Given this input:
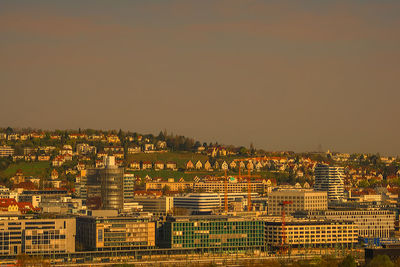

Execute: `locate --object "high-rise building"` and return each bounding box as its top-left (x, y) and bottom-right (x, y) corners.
top-left (87, 156), bottom-right (124, 210)
top-left (314, 164), bottom-right (344, 201)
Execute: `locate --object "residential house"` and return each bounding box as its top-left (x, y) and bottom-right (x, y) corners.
top-left (229, 161), bottom-right (237, 169)
top-left (30, 132), bottom-right (44, 139)
top-left (239, 161), bottom-right (246, 169)
top-left (255, 161), bottom-right (263, 171)
top-left (156, 141), bottom-right (167, 149)
top-left (186, 161), bottom-right (194, 170)
top-left (155, 162), bottom-right (165, 170)
top-left (38, 155), bottom-right (50, 161)
top-left (144, 144), bottom-right (155, 151)
top-left (142, 161), bottom-right (152, 170)
top-left (128, 146), bottom-right (141, 154)
top-left (52, 156), bottom-right (65, 167)
top-left (51, 169), bottom-right (59, 180)
top-left (107, 135), bottom-right (120, 143)
top-left (221, 161), bottom-right (228, 170)
top-left (213, 161), bottom-right (220, 170)
top-left (204, 161), bottom-right (212, 171)
top-left (166, 162), bottom-right (177, 170)
top-left (50, 134), bottom-right (61, 140)
top-left (195, 160), bottom-right (203, 170)
top-left (130, 161), bottom-right (141, 170)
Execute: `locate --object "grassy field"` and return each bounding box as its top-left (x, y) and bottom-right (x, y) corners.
top-left (0, 161), bottom-right (51, 179)
top-left (126, 152), bottom-right (209, 169)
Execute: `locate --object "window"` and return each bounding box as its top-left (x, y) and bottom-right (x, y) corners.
top-left (98, 229), bottom-right (103, 242)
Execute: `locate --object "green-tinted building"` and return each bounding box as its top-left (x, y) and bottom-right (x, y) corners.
top-left (159, 216), bottom-right (264, 252)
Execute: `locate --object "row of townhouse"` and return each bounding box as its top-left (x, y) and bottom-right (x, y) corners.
top-left (129, 161), bottom-right (178, 170)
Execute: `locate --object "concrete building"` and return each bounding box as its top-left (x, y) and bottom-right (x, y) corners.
top-left (194, 180), bottom-right (269, 194)
top-left (264, 218), bottom-right (358, 248)
top-left (123, 173), bottom-right (135, 204)
top-left (159, 216), bottom-right (265, 251)
top-left (76, 215), bottom-right (155, 251)
top-left (267, 189), bottom-right (328, 216)
top-left (174, 192), bottom-right (259, 214)
top-left (314, 164), bottom-right (344, 201)
top-left (0, 217), bottom-right (75, 255)
top-left (133, 196), bottom-right (173, 215)
top-left (145, 180), bottom-right (193, 192)
top-left (86, 156), bottom-right (124, 210)
top-left (305, 209), bottom-right (395, 238)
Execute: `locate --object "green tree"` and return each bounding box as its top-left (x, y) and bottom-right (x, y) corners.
top-left (367, 255), bottom-right (394, 267)
top-left (339, 255), bottom-right (356, 267)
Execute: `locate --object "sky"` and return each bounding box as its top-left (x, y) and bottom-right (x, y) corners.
top-left (1, 1), bottom-right (399, 156)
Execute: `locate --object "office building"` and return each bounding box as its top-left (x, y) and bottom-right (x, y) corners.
top-left (133, 196), bottom-right (173, 215)
top-left (86, 156), bottom-right (124, 210)
top-left (76, 215), bottom-right (155, 251)
top-left (0, 217), bottom-right (75, 255)
top-left (314, 164), bottom-right (344, 201)
top-left (123, 174), bottom-right (135, 204)
top-left (264, 218), bottom-right (357, 248)
top-left (174, 192), bottom-right (259, 214)
top-left (267, 189), bottom-right (328, 216)
top-left (306, 209), bottom-right (395, 238)
top-left (194, 180), bottom-right (268, 194)
top-left (159, 216), bottom-right (265, 251)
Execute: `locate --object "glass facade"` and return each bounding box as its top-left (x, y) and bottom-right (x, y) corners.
top-left (163, 217), bottom-right (264, 250)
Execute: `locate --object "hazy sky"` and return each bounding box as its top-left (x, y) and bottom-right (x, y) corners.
top-left (1, 1), bottom-right (399, 156)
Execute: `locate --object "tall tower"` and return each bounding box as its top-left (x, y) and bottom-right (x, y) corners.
top-left (314, 164), bottom-right (344, 201)
top-left (87, 156), bottom-right (124, 210)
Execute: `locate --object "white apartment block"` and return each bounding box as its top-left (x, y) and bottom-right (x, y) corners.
top-left (314, 164), bottom-right (344, 201)
top-left (308, 209), bottom-right (395, 238)
top-left (268, 189), bottom-right (328, 216)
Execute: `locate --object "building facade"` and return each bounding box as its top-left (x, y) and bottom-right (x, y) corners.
top-left (0, 217), bottom-right (75, 255)
top-left (314, 164), bottom-right (344, 201)
top-left (267, 189), bottom-right (328, 216)
top-left (159, 216), bottom-right (265, 251)
top-left (264, 218), bottom-right (357, 248)
top-left (194, 181), bottom-right (268, 194)
top-left (86, 156), bottom-right (124, 210)
top-left (307, 209), bottom-right (395, 238)
top-left (174, 193), bottom-right (259, 214)
top-left (133, 196), bottom-right (174, 215)
top-left (76, 215), bottom-right (155, 251)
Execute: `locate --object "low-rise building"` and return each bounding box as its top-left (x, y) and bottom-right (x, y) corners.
top-left (305, 208), bottom-right (395, 238)
top-left (194, 180), bottom-right (269, 194)
top-left (0, 217), bottom-right (76, 255)
top-left (264, 217), bottom-right (357, 249)
top-left (146, 181), bottom-right (193, 192)
top-left (159, 216), bottom-right (265, 251)
top-left (133, 196), bottom-right (173, 215)
top-left (267, 189), bottom-right (328, 216)
top-left (76, 215), bottom-right (156, 251)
